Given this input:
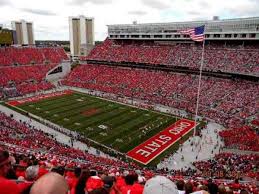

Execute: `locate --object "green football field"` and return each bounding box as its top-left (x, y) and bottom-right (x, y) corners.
top-left (5, 90), bottom-right (198, 165)
top-left (12, 91), bottom-right (180, 153)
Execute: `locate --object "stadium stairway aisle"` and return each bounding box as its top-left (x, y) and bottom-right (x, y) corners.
top-left (158, 122), bottom-right (225, 170)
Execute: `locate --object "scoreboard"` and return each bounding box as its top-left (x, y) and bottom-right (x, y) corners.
top-left (0, 29), bottom-right (13, 45)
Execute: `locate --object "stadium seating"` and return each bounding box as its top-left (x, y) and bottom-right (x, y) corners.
top-left (251, 119), bottom-right (259, 126)
top-left (193, 153), bottom-right (259, 180)
top-left (0, 64), bottom-right (56, 87)
top-left (41, 47), bottom-right (69, 63)
top-left (83, 39), bottom-right (259, 75)
top-left (63, 64), bottom-right (259, 128)
top-left (0, 40), bottom-right (258, 194)
top-left (0, 112), bottom-right (258, 193)
top-left (219, 126), bottom-right (259, 151)
top-left (0, 112), bottom-right (130, 169)
top-left (0, 64), bottom-right (56, 97)
top-left (0, 46), bottom-right (68, 97)
top-left (0, 47), bottom-right (68, 66)
top-left (16, 81), bottom-right (55, 96)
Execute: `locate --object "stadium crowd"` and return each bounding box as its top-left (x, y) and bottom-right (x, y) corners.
top-left (0, 42), bottom-right (258, 193)
top-left (83, 39), bottom-right (259, 75)
top-left (0, 112), bottom-right (131, 169)
top-left (15, 81), bottom-right (54, 96)
top-left (0, 47), bottom-right (68, 66)
top-left (193, 153), bottom-right (259, 180)
top-left (0, 111), bottom-right (258, 194)
top-left (219, 126), bottom-right (259, 152)
top-left (0, 47), bottom-right (68, 98)
top-left (0, 64), bottom-right (56, 87)
top-left (62, 64), bottom-right (259, 128)
top-left (0, 64), bottom-right (56, 97)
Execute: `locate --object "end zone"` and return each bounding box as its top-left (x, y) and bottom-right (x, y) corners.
top-left (127, 119), bottom-right (197, 165)
top-left (7, 90), bottom-right (73, 106)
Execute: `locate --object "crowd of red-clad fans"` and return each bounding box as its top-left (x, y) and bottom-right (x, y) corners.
top-left (0, 64), bottom-right (57, 96)
top-left (193, 153), bottom-right (259, 181)
top-left (0, 111), bottom-right (258, 194)
top-left (0, 47), bottom-right (68, 98)
top-left (0, 47), bottom-right (68, 66)
top-left (0, 64), bottom-right (56, 87)
top-left (0, 112), bottom-right (131, 169)
top-left (62, 64), bottom-right (259, 129)
top-left (83, 39), bottom-right (259, 75)
top-left (0, 42), bottom-right (259, 193)
top-left (219, 126), bottom-right (259, 151)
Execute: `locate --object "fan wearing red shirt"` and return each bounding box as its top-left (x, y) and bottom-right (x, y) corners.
top-left (120, 174), bottom-right (135, 194)
top-left (116, 170), bottom-right (129, 192)
top-left (0, 150), bottom-right (20, 194)
top-left (86, 170), bottom-right (104, 192)
top-left (38, 162), bottom-right (48, 178)
top-left (67, 167), bottom-right (81, 194)
top-left (231, 179), bottom-right (241, 190)
top-left (129, 174), bottom-right (144, 194)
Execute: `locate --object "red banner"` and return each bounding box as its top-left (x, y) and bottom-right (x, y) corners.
top-left (7, 90), bottom-right (73, 106)
top-left (127, 119), bottom-right (196, 165)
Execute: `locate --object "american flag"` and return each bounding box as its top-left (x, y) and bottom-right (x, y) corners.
top-left (180, 25), bottom-right (205, 42)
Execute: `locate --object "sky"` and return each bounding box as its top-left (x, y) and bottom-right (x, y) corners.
top-left (0, 0), bottom-right (258, 41)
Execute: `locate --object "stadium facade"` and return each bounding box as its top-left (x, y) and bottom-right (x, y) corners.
top-left (108, 17), bottom-right (259, 41)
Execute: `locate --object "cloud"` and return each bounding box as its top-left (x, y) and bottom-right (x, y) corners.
top-left (0, 0), bottom-right (10, 6)
top-left (200, 1), bottom-right (209, 9)
top-left (141, 0), bottom-right (170, 9)
top-left (225, 0), bottom-right (259, 16)
top-left (1, 0), bottom-right (259, 41)
top-left (177, 0), bottom-right (259, 21)
top-left (21, 8), bottom-right (56, 16)
top-left (187, 11), bottom-right (201, 16)
top-left (68, 0), bottom-right (113, 5)
top-left (128, 10), bottom-right (147, 16)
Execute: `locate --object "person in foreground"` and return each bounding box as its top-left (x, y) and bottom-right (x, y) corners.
top-left (29, 172), bottom-right (69, 194)
top-left (0, 150), bottom-right (20, 194)
top-left (143, 176), bottom-right (209, 194)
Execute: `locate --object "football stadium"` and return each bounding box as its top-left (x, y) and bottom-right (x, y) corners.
top-left (0, 3), bottom-right (259, 194)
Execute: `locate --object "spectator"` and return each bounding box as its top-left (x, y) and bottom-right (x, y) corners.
top-left (185, 182), bottom-right (194, 194)
top-left (30, 172), bottom-right (69, 194)
top-left (128, 173), bottom-right (144, 194)
top-left (51, 166), bottom-right (65, 176)
top-left (18, 165), bottom-right (39, 193)
top-left (115, 170), bottom-right (129, 191)
top-left (176, 179), bottom-right (185, 194)
top-left (218, 184), bottom-right (226, 194)
top-left (143, 175), bottom-right (178, 194)
top-left (89, 176), bottom-right (119, 194)
top-left (240, 189), bottom-right (249, 194)
top-left (86, 170), bottom-right (104, 192)
top-left (208, 183), bottom-right (218, 194)
top-left (120, 174), bottom-right (136, 194)
top-left (75, 170), bottom-right (91, 194)
top-left (0, 150), bottom-right (20, 194)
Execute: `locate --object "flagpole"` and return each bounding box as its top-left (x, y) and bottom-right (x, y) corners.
top-left (193, 28), bottom-right (206, 136)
